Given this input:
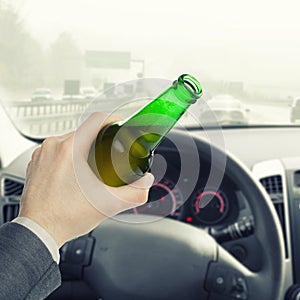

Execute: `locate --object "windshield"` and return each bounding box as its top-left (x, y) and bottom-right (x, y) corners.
top-left (1, 0), bottom-right (300, 141)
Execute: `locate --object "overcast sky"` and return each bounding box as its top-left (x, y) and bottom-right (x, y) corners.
top-left (15, 0), bottom-right (300, 92)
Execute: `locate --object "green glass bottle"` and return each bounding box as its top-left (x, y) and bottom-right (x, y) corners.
top-left (88, 74), bottom-right (202, 187)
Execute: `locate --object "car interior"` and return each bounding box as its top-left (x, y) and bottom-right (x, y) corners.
top-left (1, 1), bottom-right (300, 299)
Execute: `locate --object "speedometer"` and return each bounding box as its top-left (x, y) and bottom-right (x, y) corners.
top-left (191, 189), bottom-right (229, 225)
top-left (133, 178), bottom-right (184, 218)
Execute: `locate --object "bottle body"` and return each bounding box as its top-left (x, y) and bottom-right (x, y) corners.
top-left (89, 74), bottom-right (202, 187)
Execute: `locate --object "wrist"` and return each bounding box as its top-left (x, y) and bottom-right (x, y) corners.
top-left (12, 216), bottom-right (60, 263)
top-left (18, 212), bottom-right (66, 248)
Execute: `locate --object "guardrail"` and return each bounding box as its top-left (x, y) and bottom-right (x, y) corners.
top-left (5, 95), bottom-right (145, 138)
top-left (6, 99), bottom-right (90, 137)
top-left (9, 99), bottom-right (89, 117)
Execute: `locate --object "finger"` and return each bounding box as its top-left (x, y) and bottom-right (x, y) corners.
top-left (25, 161), bottom-right (32, 176)
top-left (74, 112), bottom-right (121, 158)
top-left (74, 158), bottom-right (152, 216)
top-left (31, 147), bottom-right (41, 162)
top-left (104, 173), bottom-right (154, 209)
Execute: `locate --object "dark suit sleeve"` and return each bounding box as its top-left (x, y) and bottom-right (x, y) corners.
top-left (0, 222), bottom-right (61, 300)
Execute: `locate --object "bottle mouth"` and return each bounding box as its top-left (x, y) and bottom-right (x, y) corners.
top-left (179, 74), bottom-right (202, 98)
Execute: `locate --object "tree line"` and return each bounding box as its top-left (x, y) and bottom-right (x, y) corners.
top-left (0, 1), bottom-right (83, 90)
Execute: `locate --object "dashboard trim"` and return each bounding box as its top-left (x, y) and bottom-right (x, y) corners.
top-left (252, 159), bottom-right (293, 296)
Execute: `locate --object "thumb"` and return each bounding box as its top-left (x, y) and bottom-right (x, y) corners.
top-left (129, 172), bottom-right (155, 189)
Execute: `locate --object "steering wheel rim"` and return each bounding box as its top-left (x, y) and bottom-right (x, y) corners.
top-left (83, 130), bottom-right (285, 300)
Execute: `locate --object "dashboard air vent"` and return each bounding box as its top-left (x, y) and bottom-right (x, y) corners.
top-left (260, 175), bottom-right (288, 258)
top-left (3, 203), bottom-right (19, 223)
top-left (1, 177), bottom-right (23, 223)
top-left (260, 175), bottom-right (283, 202)
top-left (2, 178), bottom-right (24, 196)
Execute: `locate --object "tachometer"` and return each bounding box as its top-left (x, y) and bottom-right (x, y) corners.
top-left (191, 189), bottom-right (229, 225)
top-left (133, 178), bottom-right (183, 218)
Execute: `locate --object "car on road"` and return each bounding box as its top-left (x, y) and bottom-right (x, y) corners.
top-left (198, 95), bottom-right (249, 126)
top-left (31, 88), bottom-right (53, 101)
top-left (290, 97), bottom-right (300, 123)
top-left (80, 86), bottom-right (97, 100)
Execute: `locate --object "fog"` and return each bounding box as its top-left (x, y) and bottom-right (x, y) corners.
top-left (17, 0), bottom-right (300, 92)
top-left (1, 0), bottom-right (300, 166)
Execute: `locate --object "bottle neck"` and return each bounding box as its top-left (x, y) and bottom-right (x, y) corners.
top-left (115, 74), bottom-right (202, 153)
top-left (120, 77), bottom-right (198, 128)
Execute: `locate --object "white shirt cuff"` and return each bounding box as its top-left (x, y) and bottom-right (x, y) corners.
top-left (12, 217), bottom-right (60, 264)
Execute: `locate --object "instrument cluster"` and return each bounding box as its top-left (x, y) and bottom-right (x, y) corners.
top-left (125, 166), bottom-right (240, 228)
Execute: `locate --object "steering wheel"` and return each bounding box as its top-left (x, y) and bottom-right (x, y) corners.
top-left (82, 130), bottom-right (285, 300)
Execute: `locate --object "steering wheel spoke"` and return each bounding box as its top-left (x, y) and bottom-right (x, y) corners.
top-left (205, 244), bottom-right (269, 300)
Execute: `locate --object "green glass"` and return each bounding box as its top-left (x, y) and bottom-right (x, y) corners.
top-left (88, 74), bottom-right (202, 187)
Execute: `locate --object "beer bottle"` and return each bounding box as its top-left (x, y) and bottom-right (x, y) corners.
top-left (88, 74), bottom-right (202, 187)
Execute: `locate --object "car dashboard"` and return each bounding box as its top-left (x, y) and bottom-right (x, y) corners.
top-left (0, 126), bottom-right (300, 299)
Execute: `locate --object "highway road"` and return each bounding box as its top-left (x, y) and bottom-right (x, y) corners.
top-left (246, 102), bottom-right (291, 124)
top-left (184, 101), bottom-right (292, 127)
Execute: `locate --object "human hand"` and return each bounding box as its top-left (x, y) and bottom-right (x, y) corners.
top-left (19, 112), bottom-right (154, 248)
